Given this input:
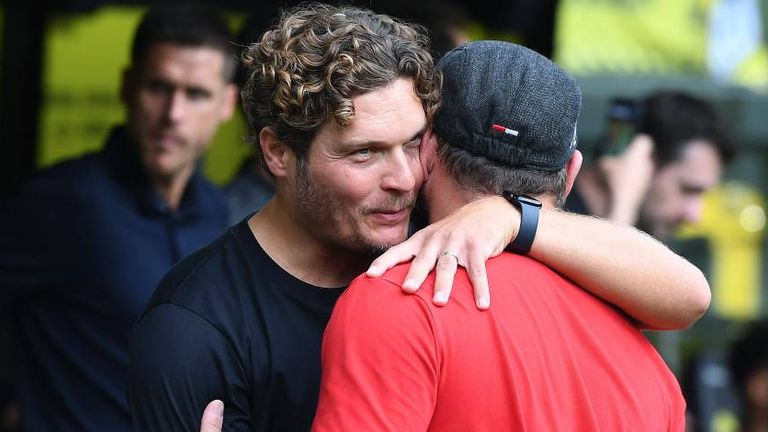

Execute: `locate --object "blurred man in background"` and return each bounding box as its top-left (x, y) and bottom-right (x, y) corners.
top-left (566, 90), bottom-right (734, 240)
top-left (0, 4), bottom-right (236, 430)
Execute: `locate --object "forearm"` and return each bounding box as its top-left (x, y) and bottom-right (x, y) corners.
top-left (529, 209), bottom-right (711, 330)
top-left (601, 134), bottom-right (655, 227)
top-left (607, 193), bottom-right (642, 226)
top-left (368, 195), bottom-right (710, 323)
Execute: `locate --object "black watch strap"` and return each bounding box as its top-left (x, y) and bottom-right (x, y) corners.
top-left (503, 191), bottom-right (542, 255)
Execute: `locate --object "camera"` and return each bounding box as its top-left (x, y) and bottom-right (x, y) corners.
top-left (596, 98), bottom-right (643, 157)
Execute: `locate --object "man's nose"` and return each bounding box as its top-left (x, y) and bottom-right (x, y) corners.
top-left (381, 150), bottom-right (418, 193)
top-left (682, 196), bottom-right (705, 223)
top-left (164, 91), bottom-right (187, 123)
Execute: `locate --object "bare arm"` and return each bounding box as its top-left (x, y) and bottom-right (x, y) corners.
top-left (531, 207), bottom-right (710, 330)
top-left (599, 134), bottom-right (655, 225)
top-left (368, 196), bottom-right (710, 330)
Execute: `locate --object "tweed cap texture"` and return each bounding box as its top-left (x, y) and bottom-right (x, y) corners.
top-left (435, 40), bottom-right (582, 171)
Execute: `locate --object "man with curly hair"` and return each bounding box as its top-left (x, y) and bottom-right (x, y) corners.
top-left (129, 4), bottom-right (710, 431)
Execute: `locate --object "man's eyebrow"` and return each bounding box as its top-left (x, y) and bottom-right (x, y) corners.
top-left (407, 126), bottom-right (427, 143)
top-left (392, 126), bottom-right (427, 147)
top-left (341, 125), bottom-right (427, 148)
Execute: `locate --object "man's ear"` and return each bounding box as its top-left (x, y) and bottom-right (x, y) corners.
top-left (419, 128), bottom-right (439, 180)
top-left (563, 149), bottom-right (584, 198)
top-left (120, 68), bottom-right (134, 105)
top-left (218, 83), bottom-right (238, 121)
top-left (260, 127), bottom-right (294, 178)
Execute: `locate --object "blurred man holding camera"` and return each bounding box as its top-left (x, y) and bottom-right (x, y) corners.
top-left (565, 91), bottom-right (734, 240)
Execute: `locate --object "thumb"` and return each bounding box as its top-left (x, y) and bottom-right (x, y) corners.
top-left (200, 400), bottom-right (224, 432)
top-left (627, 134), bottom-right (654, 157)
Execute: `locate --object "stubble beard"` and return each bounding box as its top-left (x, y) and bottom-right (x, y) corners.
top-left (295, 159), bottom-right (414, 258)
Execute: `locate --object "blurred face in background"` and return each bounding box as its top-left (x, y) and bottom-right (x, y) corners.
top-left (122, 42), bottom-right (236, 185)
top-left (639, 139), bottom-right (723, 240)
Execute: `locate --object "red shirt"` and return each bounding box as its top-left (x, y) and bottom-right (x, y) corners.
top-left (313, 253), bottom-right (686, 431)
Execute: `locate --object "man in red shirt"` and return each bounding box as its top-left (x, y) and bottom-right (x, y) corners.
top-left (312, 41), bottom-right (686, 431)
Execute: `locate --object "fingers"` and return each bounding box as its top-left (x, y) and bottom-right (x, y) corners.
top-left (367, 238), bottom-right (421, 277)
top-left (401, 239), bottom-right (442, 293)
top-left (628, 134), bottom-right (654, 155)
top-left (200, 400), bottom-right (224, 432)
top-left (432, 251), bottom-right (460, 305)
top-left (466, 252), bottom-right (490, 310)
top-left (367, 196), bottom-right (507, 309)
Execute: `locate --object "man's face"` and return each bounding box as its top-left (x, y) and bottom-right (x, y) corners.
top-left (293, 78), bottom-right (426, 255)
top-left (123, 42), bottom-right (236, 183)
top-left (639, 140), bottom-right (723, 239)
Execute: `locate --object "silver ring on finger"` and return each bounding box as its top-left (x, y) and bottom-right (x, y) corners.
top-left (441, 250), bottom-right (461, 266)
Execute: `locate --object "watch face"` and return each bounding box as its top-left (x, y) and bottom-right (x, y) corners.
top-left (504, 190), bottom-right (542, 208)
top-left (516, 195), bottom-right (542, 208)
top-left (503, 190), bottom-right (543, 208)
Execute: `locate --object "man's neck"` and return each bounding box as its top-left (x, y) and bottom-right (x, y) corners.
top-left (151, 168), bottom-right (194, 212)
top-left (422, 162), bottom-right (466, 223)
top-left (426, 163), bottom-right (555, 224)
top-left (248, 196), bottom-right (371, 288)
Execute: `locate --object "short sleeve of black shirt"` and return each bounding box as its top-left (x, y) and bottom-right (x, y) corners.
top-left (128, 220), bottom-right (344, 432)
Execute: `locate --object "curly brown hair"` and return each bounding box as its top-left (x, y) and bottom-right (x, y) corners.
top-left (240, 3), bottom-right (442, 172)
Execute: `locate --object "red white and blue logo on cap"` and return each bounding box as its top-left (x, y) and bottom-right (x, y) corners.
top-left (491, 124), bottom-right (519, 137)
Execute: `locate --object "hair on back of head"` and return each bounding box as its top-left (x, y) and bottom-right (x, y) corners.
top-left (437, 137), bottom-right (568, 207)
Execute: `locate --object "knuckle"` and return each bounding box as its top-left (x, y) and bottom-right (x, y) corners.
top-left (437, 258), bottom-right (455, 270)
top-left (411, 254), bottom-right (434, 267)
top-left (470, 266), bottom-right (486, 277)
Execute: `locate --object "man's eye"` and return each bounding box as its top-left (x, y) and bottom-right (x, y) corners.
top-left (681, 185), bottom-right (705, 196)
top-left (187, 88), bottom-right (210, 101)
top-left (355, 148), bottom-right (371, 156)
top-left (146, 81), bottom-right (171, 95)
top-left (405, 138), bottom-right (421, 149)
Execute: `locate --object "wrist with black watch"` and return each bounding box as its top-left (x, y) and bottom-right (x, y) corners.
top-left (502, 191), bottom-right (542, 255)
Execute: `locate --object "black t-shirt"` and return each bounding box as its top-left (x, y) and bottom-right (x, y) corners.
top-left (128, 219), bottom-right (345, 432)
